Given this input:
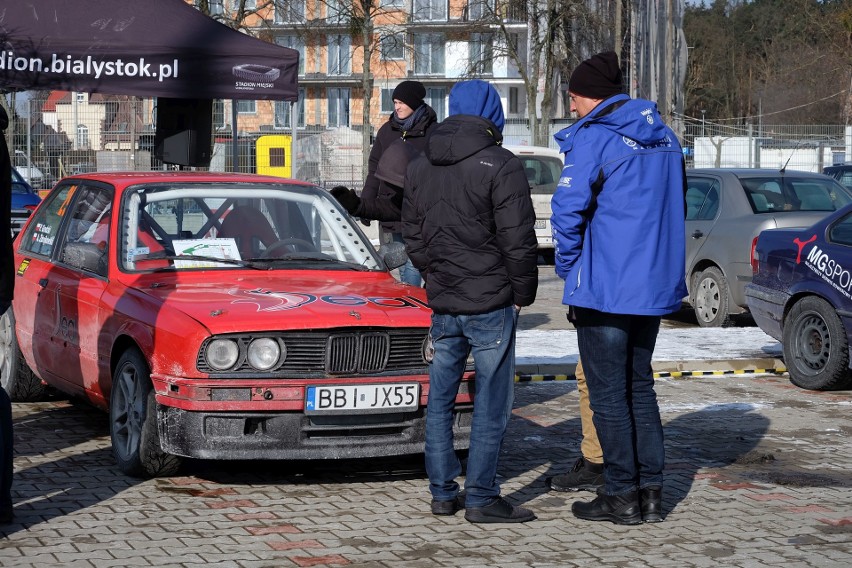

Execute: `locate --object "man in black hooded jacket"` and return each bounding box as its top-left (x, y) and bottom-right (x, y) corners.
top-left (1, 104), bottom-right (16, 524)
top-left (401, 80), bottom-right (538, 524)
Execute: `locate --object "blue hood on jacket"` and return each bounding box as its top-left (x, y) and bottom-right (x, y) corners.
top-left (554, 94), bottom-right (671, 153)
top-left (449, 80), bottom-right (505, 133)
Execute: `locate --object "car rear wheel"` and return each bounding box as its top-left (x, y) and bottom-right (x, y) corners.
top-left (782, 296), bottom-right (852, 391)
top-left (110, 348), bottom-right (182, 477)
top-left (0, 309), bottom-right (46, 401)
top-left (692, 267), bottom-right (734, 327)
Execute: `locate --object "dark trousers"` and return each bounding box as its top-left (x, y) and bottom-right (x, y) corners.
top-left (0, 386), bottom-right (12, 509)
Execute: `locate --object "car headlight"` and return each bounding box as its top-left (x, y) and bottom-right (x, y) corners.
top-left (247, 338), bottom-right (283, 370)
top-left (206, 338), bottom-right (239, 370)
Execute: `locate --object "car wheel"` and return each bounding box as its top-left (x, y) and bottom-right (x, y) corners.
top-left (110, 348), bottom-right (182, 477)
top-left (0, 309), bottom-right (46, 401)
top-left (782, 296), bottom-right (852, 391)
top-left (692, 267), bottom-right (734, 327)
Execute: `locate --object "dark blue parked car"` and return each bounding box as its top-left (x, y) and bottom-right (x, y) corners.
top-left (10, 167), bottom-right (41, 235)
top-left (746, 204), bottom-right (852, 390)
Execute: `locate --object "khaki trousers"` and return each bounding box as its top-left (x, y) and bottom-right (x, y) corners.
top-left (576, 359), bottom-right (603, 464)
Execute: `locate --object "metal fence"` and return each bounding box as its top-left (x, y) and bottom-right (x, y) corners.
top-left (6, 93), bottom-right (849, 194)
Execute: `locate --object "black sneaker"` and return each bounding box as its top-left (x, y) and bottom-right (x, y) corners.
top-left (464, 496), bottom-right (536, 524)
top-left (572, 491), bottom-right (642, 525)
top-left (431, 492), bottom-right (465, 516)
top-left (546, 457), bottom-right (604, 492)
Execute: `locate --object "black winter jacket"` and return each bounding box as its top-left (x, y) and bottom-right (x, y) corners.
top-left (0, 107), bottom-right (14, 315)
top-left (357, 106), bottom-right (437, 233)
top-left (401, 115), bottom-right (538, 314)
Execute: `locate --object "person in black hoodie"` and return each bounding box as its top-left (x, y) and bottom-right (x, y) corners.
top-left (1, 104), bottom-right (15, 524)
top-left (401, 80), bottom-right (538, 524)
top-left (330, 80), bottom-right (437, 286)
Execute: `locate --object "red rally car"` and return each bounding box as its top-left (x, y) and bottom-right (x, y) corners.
top-left (0, 172), bottom-right (474, 477)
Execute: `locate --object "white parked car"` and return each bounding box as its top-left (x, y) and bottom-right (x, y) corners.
top-left (13, 150), bottom-right (45, 189)
top-left (505, 145), bottom-right (564, 263)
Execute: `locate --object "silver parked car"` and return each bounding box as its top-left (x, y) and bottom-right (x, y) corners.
top-left (505, 145), bottom-right (564, 263)
top-left (685, 168), bottom-right (852, 326)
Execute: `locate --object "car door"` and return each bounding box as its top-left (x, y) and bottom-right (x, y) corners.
top-left (684, 174), bottom-right (722, 277)
top-left (14, 183), bottom-right (79, 384)
top-left (50, 184), bottom-right (113, 398)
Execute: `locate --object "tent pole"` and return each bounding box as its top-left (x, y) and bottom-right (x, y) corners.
top-left (231, 100), bottom-right (238, 173)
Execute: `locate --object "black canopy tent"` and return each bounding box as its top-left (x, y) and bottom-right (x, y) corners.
top-left (0, 0), bottom-right (300, 167)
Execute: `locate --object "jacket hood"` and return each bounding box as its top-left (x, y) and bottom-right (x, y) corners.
top-left (448, 80), bottom-right (505, 132)
top-left (424, 115), bottom-right (503, 166)
top-left (554, 94), bottom-right (672, 152)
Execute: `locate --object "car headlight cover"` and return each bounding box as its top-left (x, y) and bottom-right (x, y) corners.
top-left (247, 337), bottom-right (282, 370)
top-left (206, 338), bottom-right (239, 370)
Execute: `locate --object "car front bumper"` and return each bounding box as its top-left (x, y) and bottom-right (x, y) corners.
top-left (157, 403), bottom-right (473, 460)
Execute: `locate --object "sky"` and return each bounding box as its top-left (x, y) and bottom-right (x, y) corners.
top-left (515, 327), bottom-right (782, 366)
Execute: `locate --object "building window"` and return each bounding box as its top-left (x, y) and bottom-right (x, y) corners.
top-left (413, 0), bottom-right (447, 21)
top-left (509, 87), bottom-right (519, 114)
top-left (209, 0), bottom-right (224, 16)
top-left (75, 92), bottom-right (86, 103)
top-left (380, 33), bottom-right (405, 61)
top-left (213, 99), bottom-right (225, 128)
top-left (275, 0), bottom-right (305, 23)
top-left (328, 88), bottom-right (351, 127)
top-left (380, 0), bottom-right (405, 7)
top-left (274, 89), bottom-right (305, 129)
top-left (76, 124), bottom-right (89, 149)
top-left (327, 35), bottom-right (351, 75)
top-left (467, 0), bottom-right (494, 20)
top-left (380, 89), bottom-right (395, 113)
top-left (426, 87), bottom-right (446, 120)
top-left (237, 100), bottom-right (256, 114)
top-left (413, 33), bottom-right (445, 74)
top-left (470, 33), bottom-right (493, 75)
top-left (276, 35), bottom-right (305, 75)
top-left (326, 0), bottom-right (345, 20)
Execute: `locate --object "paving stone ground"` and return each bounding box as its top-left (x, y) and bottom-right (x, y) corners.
top-left (2, 373), bottom-right (850, 567)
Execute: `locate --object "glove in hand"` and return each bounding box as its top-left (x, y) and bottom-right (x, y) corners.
top-left (330, 186), bottom-right (361, 215)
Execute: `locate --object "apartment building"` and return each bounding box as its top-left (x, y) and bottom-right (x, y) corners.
top-left (217, 0), bottom-right (532, 135)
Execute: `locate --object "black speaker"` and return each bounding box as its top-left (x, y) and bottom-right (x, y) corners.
top-left (154, 98), bottom-right (213, 167)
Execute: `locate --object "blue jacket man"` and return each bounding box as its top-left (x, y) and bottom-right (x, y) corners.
top-left (550, 51), bottom-right (686, 526)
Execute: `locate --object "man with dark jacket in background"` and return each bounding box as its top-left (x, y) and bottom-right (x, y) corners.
top-left (1, 105), bottom-right (16, 524)
top-left (402, 80), bottom-right (538, 524)
top-left (331, 80), bottom-right (437, 286)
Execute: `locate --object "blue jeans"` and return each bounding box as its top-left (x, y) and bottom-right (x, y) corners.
top-left (425, 305), bottom-right (518, 508)
top-left (574, 307), bottom-right (664, 495)
top-left (389, 232), bottom-right (422, 287)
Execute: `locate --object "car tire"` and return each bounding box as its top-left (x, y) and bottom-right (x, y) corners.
top-left (0, 309), bottom-right (47, 402)
top-left (110, 348), bottom-right (182, 477)
top-left (782, 296), bottom-right (852, 391)
top-left (692, 266), bottom-right (734, 328)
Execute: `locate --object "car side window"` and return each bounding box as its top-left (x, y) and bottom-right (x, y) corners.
top-left (60, 187), bottom-right (113, 276)
top-left (685, 178), bottom-right (719, 221)
top-left (829, 213), bottom-right (852, 246)
top-left (19, 183), bottom-right (79, 258)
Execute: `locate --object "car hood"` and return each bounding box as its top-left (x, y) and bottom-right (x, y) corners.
top-left (133, 273), bottom-right (431, 333)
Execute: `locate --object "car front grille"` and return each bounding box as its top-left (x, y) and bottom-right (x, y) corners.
top-left (197, 328), bottom-right (427, 378)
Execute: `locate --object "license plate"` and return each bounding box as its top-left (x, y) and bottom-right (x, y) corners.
top-left (534, 219), bottom-right (547, 229)
top-left (305, 383), bottom-right (420, 414)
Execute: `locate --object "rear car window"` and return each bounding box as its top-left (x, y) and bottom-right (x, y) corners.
top-left (739, 176), bottom-right (852, 213)
top-left (516, 156), bottom-right (564, 195)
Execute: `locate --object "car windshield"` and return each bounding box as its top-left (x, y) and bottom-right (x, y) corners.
top-left (739, 175), bottom-right (852, 213)
top-left (119, 182), bottom-right (383, 272)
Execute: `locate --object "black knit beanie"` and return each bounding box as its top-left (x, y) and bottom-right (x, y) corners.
top-left (392, 80), bottom-right (426, 110)
top-left (568, 51), bottom-right (624, 99)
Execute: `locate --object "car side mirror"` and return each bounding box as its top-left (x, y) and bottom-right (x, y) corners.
top-left (378, 241), bottom-right (408, 271)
